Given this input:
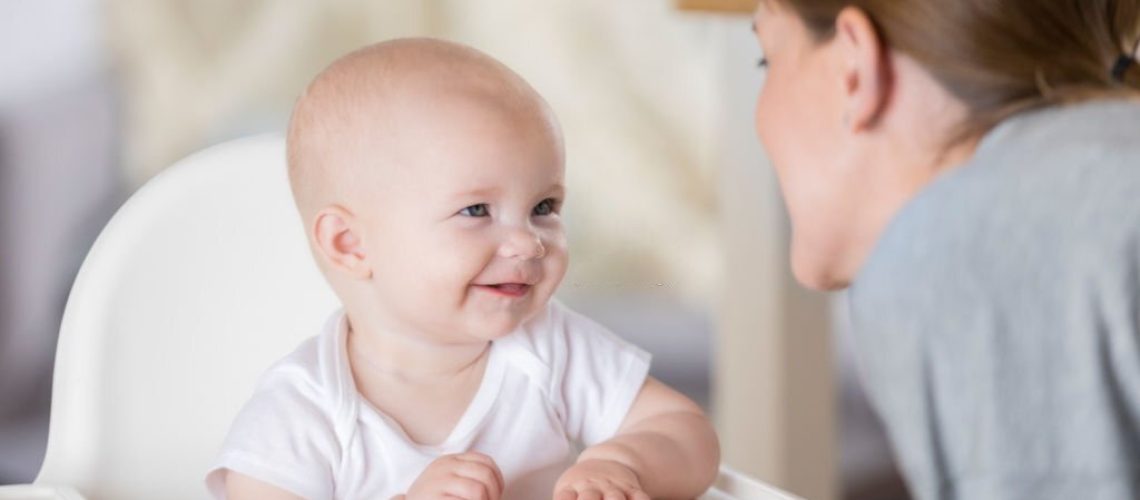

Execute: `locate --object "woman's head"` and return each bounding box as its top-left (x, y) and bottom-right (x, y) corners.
top-left (752, 0), bottom-right (1140, 290)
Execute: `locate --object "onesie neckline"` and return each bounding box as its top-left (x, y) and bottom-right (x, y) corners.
top-left (330, 312), bottom-right (508, 454)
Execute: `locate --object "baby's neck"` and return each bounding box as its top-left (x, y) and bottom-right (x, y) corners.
top-left (346, 317), bottom-right (490, 383)
top-left (345, 316), bottom-right (492, 446)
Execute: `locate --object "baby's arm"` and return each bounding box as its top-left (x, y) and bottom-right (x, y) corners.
top-left (224, 470), bottom-right (304, 500)
top-left (555, 377), bottom-right (720, 499)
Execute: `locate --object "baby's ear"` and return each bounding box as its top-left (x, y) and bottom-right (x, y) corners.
top-left (312, 206), bottom-right (372, 280)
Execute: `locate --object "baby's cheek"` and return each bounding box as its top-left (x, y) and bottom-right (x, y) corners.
top-left (541, 226), bottom-right (568, 255)
top-left (434, 253), bottom-right (486, 289)
top-left (542, 239), bottom-right (569, 281)
top-left (436, 231), bottom-right (496, 269)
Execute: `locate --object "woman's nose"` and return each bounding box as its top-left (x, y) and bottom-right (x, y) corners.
top-left (498, 226), bottom-right (545, 260)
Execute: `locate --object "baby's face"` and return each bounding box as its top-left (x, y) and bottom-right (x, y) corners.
top-left (354, 97), bottom-right (567, 344)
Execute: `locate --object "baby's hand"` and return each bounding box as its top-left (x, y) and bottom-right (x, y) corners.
top-left (553, 459), bottom-right (650, 500)
top-left (396, 452), bottom-right (504, 500)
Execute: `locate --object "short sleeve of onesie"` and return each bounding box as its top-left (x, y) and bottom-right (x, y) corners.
top-left (537, 302), bottom-right (653, 447)
top-left (205, 342), bottom-right (341, 500)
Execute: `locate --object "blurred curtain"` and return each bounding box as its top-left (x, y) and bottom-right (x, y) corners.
top-left (0, 0), bottom-right (120, 481)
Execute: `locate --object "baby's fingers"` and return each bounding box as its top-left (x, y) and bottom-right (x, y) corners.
top-left (555, 488), bottom-right (616, 500)
top-left (606, 486), bottom-right (649, 500)
top-left (557, 486), bottom-right (650, 500)
top-left (573, 491), bottom-right (602, 500)
top-left (455, 453), bottom-right (505, 495)
top-left (443, 475), bottom-right (497, 500)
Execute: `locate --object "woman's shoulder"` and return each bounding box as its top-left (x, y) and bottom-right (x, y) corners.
top-left (857, 99), bottom-right (1140, 301)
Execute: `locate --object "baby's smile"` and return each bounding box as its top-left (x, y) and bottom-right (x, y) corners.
top-left (472, 283), bottom-right (532, 297)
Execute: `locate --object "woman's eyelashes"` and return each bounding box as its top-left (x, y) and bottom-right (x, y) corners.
top-left (457, 198), bottom-right (561, 218)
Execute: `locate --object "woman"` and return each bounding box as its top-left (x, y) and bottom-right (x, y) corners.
top-left (750, 0), bottom-right (1140, 498)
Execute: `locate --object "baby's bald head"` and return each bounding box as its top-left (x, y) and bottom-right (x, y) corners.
top-left (286, 38), bottom-right (559, 223)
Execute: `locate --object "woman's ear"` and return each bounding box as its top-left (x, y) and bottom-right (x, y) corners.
top-left (312, 205), bottom-right (372, 280)
top-left (835, 6), bottom-right (890, 132)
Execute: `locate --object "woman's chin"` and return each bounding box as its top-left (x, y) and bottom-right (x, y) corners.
top-left (791, 249), bottom-right (853, 291)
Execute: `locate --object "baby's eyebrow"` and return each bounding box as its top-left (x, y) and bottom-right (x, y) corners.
top-left (544, 184), bottom-right (566, 198)
top-left (450, 187), bottom-right (501, 201)
top-left (448, 184), bottom-right (565, 203)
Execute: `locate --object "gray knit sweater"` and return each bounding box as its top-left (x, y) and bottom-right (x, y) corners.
top-left (849, 99), bottom-right (1140, 500)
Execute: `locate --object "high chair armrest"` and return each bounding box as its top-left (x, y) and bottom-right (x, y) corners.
top-left (0, 485), bottom-right (85, 500)
top-left (699, 465), bottom-right (805, 500)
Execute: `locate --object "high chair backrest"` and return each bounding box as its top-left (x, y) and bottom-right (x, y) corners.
top-left (34, 136), bottom-right (340, 499)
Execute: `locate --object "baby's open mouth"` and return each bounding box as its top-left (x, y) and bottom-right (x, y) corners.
top-left (474, 283), bottom-right (532, 297)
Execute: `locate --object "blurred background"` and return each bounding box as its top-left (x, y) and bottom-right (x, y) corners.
top-left (0, 1), bottom-right (908, 498)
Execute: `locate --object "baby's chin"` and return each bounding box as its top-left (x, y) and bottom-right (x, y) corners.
top-left (458, 321), bottom-right (521, 343)
top-left (462, 301), bottom-right (549, 340)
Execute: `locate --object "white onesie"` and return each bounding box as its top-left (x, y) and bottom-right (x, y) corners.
top-left (205, 300), bottom-right (651, 499)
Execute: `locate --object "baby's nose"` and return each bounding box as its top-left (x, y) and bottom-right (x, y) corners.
top-left (498, 227), bottom-right (545, 260)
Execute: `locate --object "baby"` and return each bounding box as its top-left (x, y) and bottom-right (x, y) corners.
top-left (206, 38), bottom-right (719, 500)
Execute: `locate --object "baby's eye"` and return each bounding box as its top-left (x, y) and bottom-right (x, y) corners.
top-left (532, 198), bottom-right (559, 216)
top-left (460, 204), bottom-right (490, 217)
top-left (756, 57), bottom-right (769, 69)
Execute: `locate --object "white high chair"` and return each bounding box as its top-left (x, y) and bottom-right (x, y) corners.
top-left (0, 136), bottom-right (801, 500)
